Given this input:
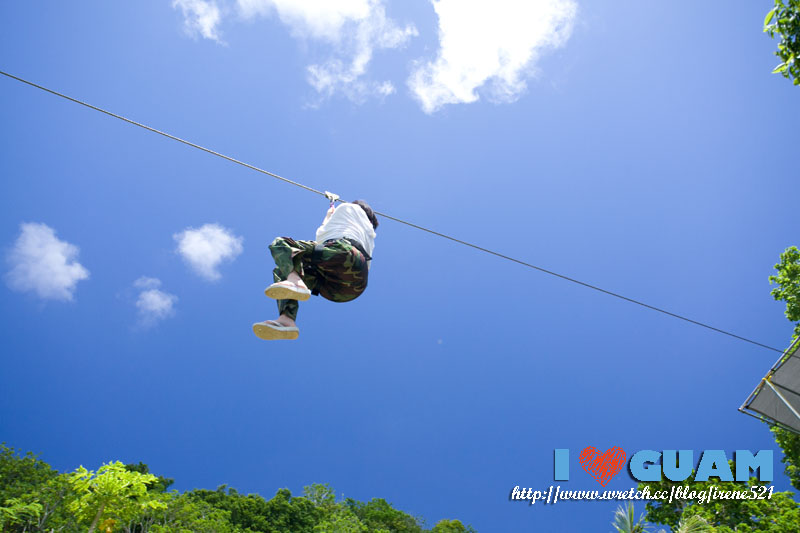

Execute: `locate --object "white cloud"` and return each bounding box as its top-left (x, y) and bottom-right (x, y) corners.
top-left (134, 277), bottom-right (177, 326)
top-left (238, 0), bottom-right (371, 40)
top-left (134, 276), bottom-right (161, 290)
top-left (4, 223), bottom-right (90, 301)
top-left (377, 81), bottom-right (395, 96)
top-left (173, 0), bottom-right (225, 42)
top-left (174, 223), bottom-right (243, 281)
top-left (408, 0), bottom-right (577, 113)
top-left (295, 0), bottom-right (417, 102)
top-left (174, 0), bottom-right (416, 102)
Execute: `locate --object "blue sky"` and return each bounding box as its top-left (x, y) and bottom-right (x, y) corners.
top-left (1, 1), bottom-right (798, 530)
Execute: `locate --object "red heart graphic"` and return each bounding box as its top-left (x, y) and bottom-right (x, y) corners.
top-left (579, 446), bottom-right (626, 486)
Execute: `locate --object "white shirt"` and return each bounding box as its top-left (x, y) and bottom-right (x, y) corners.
top-left (315, 203), bottom-right (376, 258)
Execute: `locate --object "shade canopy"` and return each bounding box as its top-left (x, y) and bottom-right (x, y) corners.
top-left (741, 337), bottom-right (800, 434)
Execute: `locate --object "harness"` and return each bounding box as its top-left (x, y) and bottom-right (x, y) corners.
top-left (343, 238), bottom-right (372, 261)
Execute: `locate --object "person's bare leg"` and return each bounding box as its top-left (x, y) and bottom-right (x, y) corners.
top-left (286, 271), bottom-right (308, 290)
top-left (275, 313), bottom-right (296, 328)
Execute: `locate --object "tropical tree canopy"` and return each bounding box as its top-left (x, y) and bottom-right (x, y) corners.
top-left (0, 444), bottom-right (475, 533)
top-left (764, 0), bottom-right (800, 84)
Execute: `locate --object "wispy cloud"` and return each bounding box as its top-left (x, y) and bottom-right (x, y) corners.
top-left (408, 0), bottom-right (577, 113)
top-left (174, 223), bottom-right (243, 281)
top-left (173, 0), bottom-right (416, 103)
top-left (238, 0), bottom-right (373, 40)
top-left (4, 223), bottom-right (90, 301)
top-left (173, 0), bottom-right (575, 112)
top-left (173, 0), bottom-right (225, 43)
top-left (296, 0), bottom-right (418, 103)
top-left (134, 277), bottom-right (177, 326)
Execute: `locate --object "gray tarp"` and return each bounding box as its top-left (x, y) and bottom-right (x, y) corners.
top-left (741, 337), bottom-right (800, 434)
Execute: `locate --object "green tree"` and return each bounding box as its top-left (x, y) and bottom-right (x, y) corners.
top-left (431, 519), bottom-right (477, 533)
top-left (20, 475), bottom-right (79, 532)
top-left (124, 462), bottom-right (174, 493)
top-left (767, 246), bottom-right (800, 493)
top-left (770, 246), bottom-right (800, 339)
top-left (772, 424), bottom-right (800, 491)
top-left (611, 502), bottom-right (648, 533)
top-left (68, 461), bottom-right (167, 533)
top-left (0, 444), bottom-right (78, 532)
top-left (0, 498), bottom-right (42, 530)
top-left (190, 485), bottom-right (321, 533)
top-left (313, 510), bottom-right (368, 533)
top-left (0, 444), bottom-right (57, 502)
top-left (345, 497), bottom-right (425, 532)
top-left (639, 465), bottom-right (800, 532)
top-left (764, 1), bottom-right (800, 84)
top-left (303, 483), bottom-right (336, 510)
top-left (143, 493), bottom-right (238, 533)
top-left (656, 515), bottom-right (714, 533)
top-left (0, 443), bottom-right (476, 533)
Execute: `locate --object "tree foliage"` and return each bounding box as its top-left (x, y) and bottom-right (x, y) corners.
top-left (767, 245), bottom-right (800, 496)
top-left (189, 485), bottom-right (321, 532)
top-left (638, 464), bottom-right (800, 532)
top-left (0, 498), bottom-right (43, 530)
top-left (659, 515), bottom-right (714, 533)
top-left (0, 444), bottom-right (475, 532)
top-left (143, 493), bottom-right (237, 533)
top-left (67, 462), bottom-right (166, 533)
top-left (772, 423), bottom-right (800, 492)
top-left (345, 497), bottom-right (427, 532)
top-left (0, 444), bottom-right (78, 532)
top-left (764, 0), bottom-right (800, 84)
top-left (430, 519), bottom-right (475, 533)
top-left (124, 462), bottom-right (174, 493)
top-left (769, 246), bottom-right (800, 339)
top-left (0, 444), bottom-right (58, 502)
top-left (611, 502), bottom-right (647, 533)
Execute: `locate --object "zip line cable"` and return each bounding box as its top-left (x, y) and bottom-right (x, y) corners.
top-left (0, 69), bottom-right (784, 355)
top-left (0, 70), bottom-right (326, 198)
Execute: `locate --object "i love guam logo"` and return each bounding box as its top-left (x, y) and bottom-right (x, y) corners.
top-left (510, 447), bottom-right (773, 506)
top-left (554, 447), bottom-right (773, 485)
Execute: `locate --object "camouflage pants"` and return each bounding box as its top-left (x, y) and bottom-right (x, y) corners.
top-left (268, 236), bottom-right (369, 321)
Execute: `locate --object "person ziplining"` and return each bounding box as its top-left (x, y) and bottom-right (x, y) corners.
top-left (0, 70), bottom-right (783, 353)
top-left (253, 194), bottom-right (378, 340)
